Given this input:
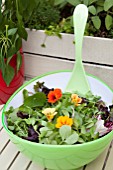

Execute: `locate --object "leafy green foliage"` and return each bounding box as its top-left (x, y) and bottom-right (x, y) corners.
top-left (91, 16), bottom-right (101, 29)
top-left (59, 125), bottom-right (71, 140)
top-left (25, 1), bottom-right (60, 30)
top-left (88, 5), bottom-right (96, 15)
top-left (24, 92), bottom-right (46, 108)
top-left (0, 0), bottom-right (39, 85)
top-left (5, 81), bottom-right (113, 145)
top-left (104, 0), bottom-right (113, 11)
top-left (3, 65), bottom-right (15, 86)
top-left (16, 51), bottom-right (22, 72)
top-left (105, 14), bottom-right (113, 30)
top-left (27, 0), bottom-right (113, 39)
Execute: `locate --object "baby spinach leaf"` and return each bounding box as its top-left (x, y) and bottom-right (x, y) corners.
top-left (24, 92), bottom-right (46, 108)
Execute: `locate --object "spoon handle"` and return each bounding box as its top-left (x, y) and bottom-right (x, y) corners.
top-left (73, 4), bottom-right (88, 63)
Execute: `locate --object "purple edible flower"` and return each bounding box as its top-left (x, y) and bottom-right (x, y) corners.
top-left (95, 115), bottom-right (108, 136)
top-left (95, 115), bottom-right (113, 136)
top-left (104, 121), bottom-right (113, 131)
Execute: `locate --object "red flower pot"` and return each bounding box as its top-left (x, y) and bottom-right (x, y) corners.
top-left (0, 49), bottom-right (24, 104)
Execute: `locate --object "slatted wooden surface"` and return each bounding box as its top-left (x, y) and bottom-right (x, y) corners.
top-left (0, 105), bottom-right (113, 170)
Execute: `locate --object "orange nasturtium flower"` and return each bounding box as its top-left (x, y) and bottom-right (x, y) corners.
top-left (56, 116), bottom-right (73, 128)
top-left (48, 88), bottom-right (62, 103)
top-left (71, 94), bottom-right (82, 106)
top-left (42, 108), bottom-right (57, 121)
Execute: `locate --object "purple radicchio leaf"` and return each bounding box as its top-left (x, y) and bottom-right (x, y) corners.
top-left (17, 111), bottom-right (29, 119)
top-left (34, 81), bottom-right (54, 95)
top-left (42, 86), bottom-right (54, 96)
top-left (81, 97), bottom-right (88, 104)
top-left (96, 100), bottom-right (109, 120)
top-left (22, 125), bottom-right (38, 142)
top-left (109, 105), bottom-right (113, 121)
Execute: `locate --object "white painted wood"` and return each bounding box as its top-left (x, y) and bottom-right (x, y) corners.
top-left (24, 53), bottom-right (113, 89)
top-left (0, 111), bottom-right (3, 130)
top-left (85, 146), bottom-right (109, 170)
top-left (28, 162), bottom-right (44, 170)
top-left (105, 144), bottom-right (113, 170)
top-left (0, 105), bottom-right (4, 111)
top-left (9, 153), bottom-right (31, 170)
top-left (0, 142), bottom-right (19, 169)
top-left (0, 128), bottom-right (10, 152)
top-left (0, 105), bottom-right (4, 130)
top-left (23, 29), bottom-right (113, 65)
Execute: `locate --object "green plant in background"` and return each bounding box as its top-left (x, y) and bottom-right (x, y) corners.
top-left (24, 1), bottom-right (60, 30)
top-left (25, 0), bottom-right (113, 38)
top-left (53, 0), bottom-right (113, 37)
top-left (0, 0), bottom-right (39, 86)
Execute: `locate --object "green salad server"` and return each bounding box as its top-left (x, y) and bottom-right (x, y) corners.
top-left (65, 4), bottom-right (90, 95)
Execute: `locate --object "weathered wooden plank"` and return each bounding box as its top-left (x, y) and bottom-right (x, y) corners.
top-left (0, 142), bottom-right (19, 169)
top-left (23, 29), bottom-right (113, 65)
top-left (0, 105), bottom-right (4, 130)
top-left (28, 162), bottom-right (83, 170)
top-left (9, 153), bottom-right (31, 170)
top-left (28, 162), bottom-right (44, 170)
top-left (0, 113), bottom-right (3, 130)
top-left (104, 143), bottom-right (113, 170)
top-left (0, 128), bottom-right (10, 152)
top-left (0, 104), bottom-right (4, 111)
top-left (85, 145), bottom-right (110, 170)
top-left (24, 53), bottom-right (113, 89)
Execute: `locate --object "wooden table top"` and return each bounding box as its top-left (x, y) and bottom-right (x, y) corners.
top-left (0, 104), bottom-right (113, 170)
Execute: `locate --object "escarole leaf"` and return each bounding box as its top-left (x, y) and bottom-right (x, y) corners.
top-left (24, 92), bottom-right (46, 108)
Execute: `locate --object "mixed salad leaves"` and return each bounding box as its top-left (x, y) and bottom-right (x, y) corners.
top-left (5, 82), bottom-right (113, 145)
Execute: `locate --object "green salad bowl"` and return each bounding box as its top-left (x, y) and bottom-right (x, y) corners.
top-left (2, 71), bottom-right (113, 170)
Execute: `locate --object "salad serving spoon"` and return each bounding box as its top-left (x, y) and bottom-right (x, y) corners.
top-left (65, 4), bottom-right (90, 95)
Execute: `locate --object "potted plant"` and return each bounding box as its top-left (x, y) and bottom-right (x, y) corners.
top-left (22, 0), bottom-right (113, 89)
top-left (0, 0), bottom-right (38, 104)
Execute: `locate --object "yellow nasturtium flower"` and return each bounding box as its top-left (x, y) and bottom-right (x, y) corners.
top-left (71, 94), bottom-right (82, 106)
top-left (56, 116), bottom-right (73, 128)
top-left (42, 108), bottom-right (57, 121)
